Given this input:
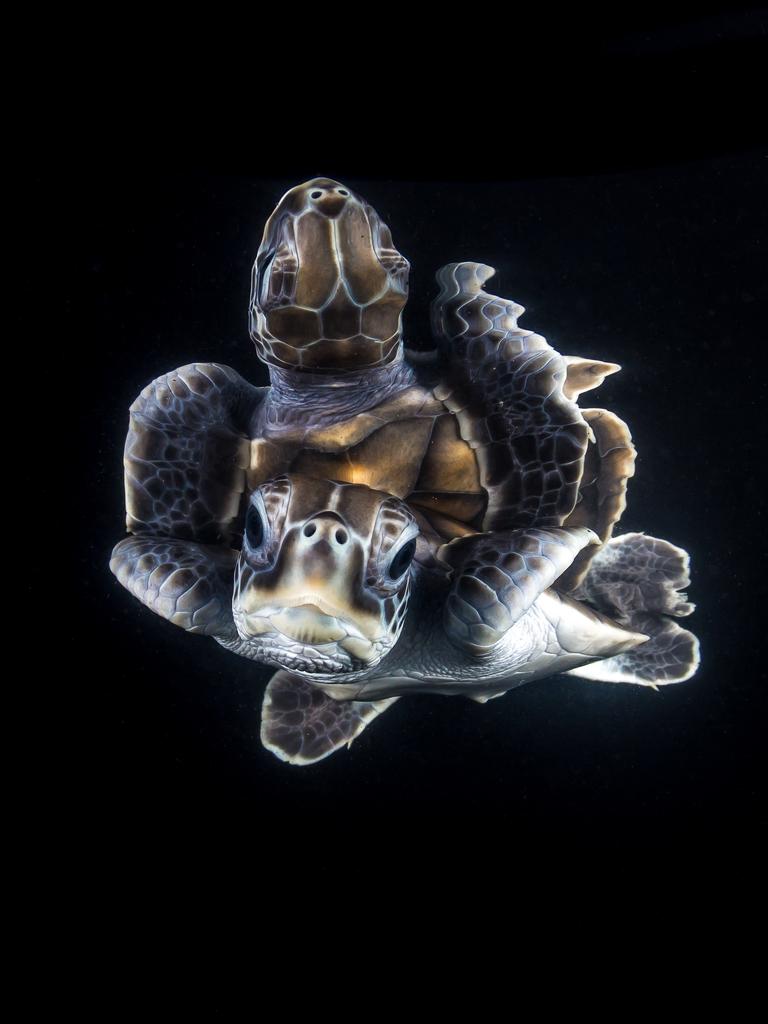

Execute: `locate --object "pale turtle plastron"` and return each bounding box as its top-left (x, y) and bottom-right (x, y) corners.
top-left (110, 178), bottom-right (700, 765)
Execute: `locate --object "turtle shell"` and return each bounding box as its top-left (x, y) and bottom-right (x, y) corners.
top-left (122, 181), bottom-right (637, 588)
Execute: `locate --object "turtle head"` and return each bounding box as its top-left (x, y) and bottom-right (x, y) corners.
top-left (233, 475), bottom-right (418, 678)
top-left (249, 178), bottom-right (410, 373)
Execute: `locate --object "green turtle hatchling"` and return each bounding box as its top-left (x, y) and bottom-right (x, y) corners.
top-left (111, 178), bottom-right (699, 764)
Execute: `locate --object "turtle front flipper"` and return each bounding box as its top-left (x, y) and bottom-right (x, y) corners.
top-left (431, 262), bottom-right (591, 532)
top-left (439, 526), bottom-right (599, 656)
top-left (260, 671), bottom-right (398, 765)
top-left (110, 536), bottom-right (238, 641)
top-left (123, 362), bottom-right (262, 545)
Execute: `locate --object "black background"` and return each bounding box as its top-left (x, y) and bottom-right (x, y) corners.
top-left (51, 10), bottom-right (766, 867)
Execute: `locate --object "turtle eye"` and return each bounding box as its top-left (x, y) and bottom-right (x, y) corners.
top-left (258, 246), bottom-right (276, 306)
top-left (388, 539), bottom-right (416, 580)
top-left (245, 505), bottom-right (265, 549)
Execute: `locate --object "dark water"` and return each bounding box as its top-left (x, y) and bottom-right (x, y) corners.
top-left (70, 155), bottom-right (764, 861)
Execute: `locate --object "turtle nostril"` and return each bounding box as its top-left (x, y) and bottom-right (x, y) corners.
top-left (303, 523), bottom-right (317, 537)
top-left (310, 191), bottom-right (346, 219)
top-left (335, 529), bottom-right (348, 545)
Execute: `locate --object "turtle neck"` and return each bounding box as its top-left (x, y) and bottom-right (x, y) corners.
top-left (263, 351), bottom-right (417, 428)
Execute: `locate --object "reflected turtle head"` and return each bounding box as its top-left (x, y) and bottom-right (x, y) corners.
top-left (249, 178), bottom-right (410, 373)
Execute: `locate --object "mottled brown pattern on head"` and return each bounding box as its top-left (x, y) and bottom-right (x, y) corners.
top-left (249, 178), bottom-right (410, 372)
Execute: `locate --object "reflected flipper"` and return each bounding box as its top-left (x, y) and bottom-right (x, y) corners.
top-left (124, 362), bottom-right (262, 545)
top-left (431, 262), bottom-right (590, 531)
top-left (260, 671), bottom-right (399, 765)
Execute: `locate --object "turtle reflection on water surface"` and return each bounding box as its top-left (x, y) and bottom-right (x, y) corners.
top-left (111, 178), bottom-right (699, 765)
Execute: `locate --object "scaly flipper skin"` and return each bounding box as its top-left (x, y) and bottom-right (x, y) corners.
top-left (573, 532), bottom-right (695, 622)
top-left (566, 612), bottom-right (699, 686)
top-left (124, 363), bottom-right (261, 545)
top-left (110, 536), bottom-right (238, 640)
top-left (431, 262), bottom-right (590, 532)
top-left (567, 533), bottom-right (699, 685)
top-left (438, 526), bottom-right (598, 655)
top-left (558, 408), bottom-right (637, 592)
top-left (112, 363), bottom-right (263, 640)
top-left (261, 671), bottom-right (398, 765)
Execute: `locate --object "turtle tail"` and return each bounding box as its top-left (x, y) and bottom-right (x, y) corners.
top-left (566, 532), bottom-right (700, 686)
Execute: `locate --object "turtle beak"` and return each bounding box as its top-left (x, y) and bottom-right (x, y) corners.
top-left (236, 510), bottom-right (386, 649)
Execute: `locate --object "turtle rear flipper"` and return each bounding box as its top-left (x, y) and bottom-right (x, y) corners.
top-left (562, 356), bottom-right (621, 401)
top-left (261, 672), bottom-right (398, 765)
top-left (566, 614), bottom-right (699, 686)
top-left (566, 532), bottom-right (700, 685)
top-left (572, 532), bottom-right (695, 622)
